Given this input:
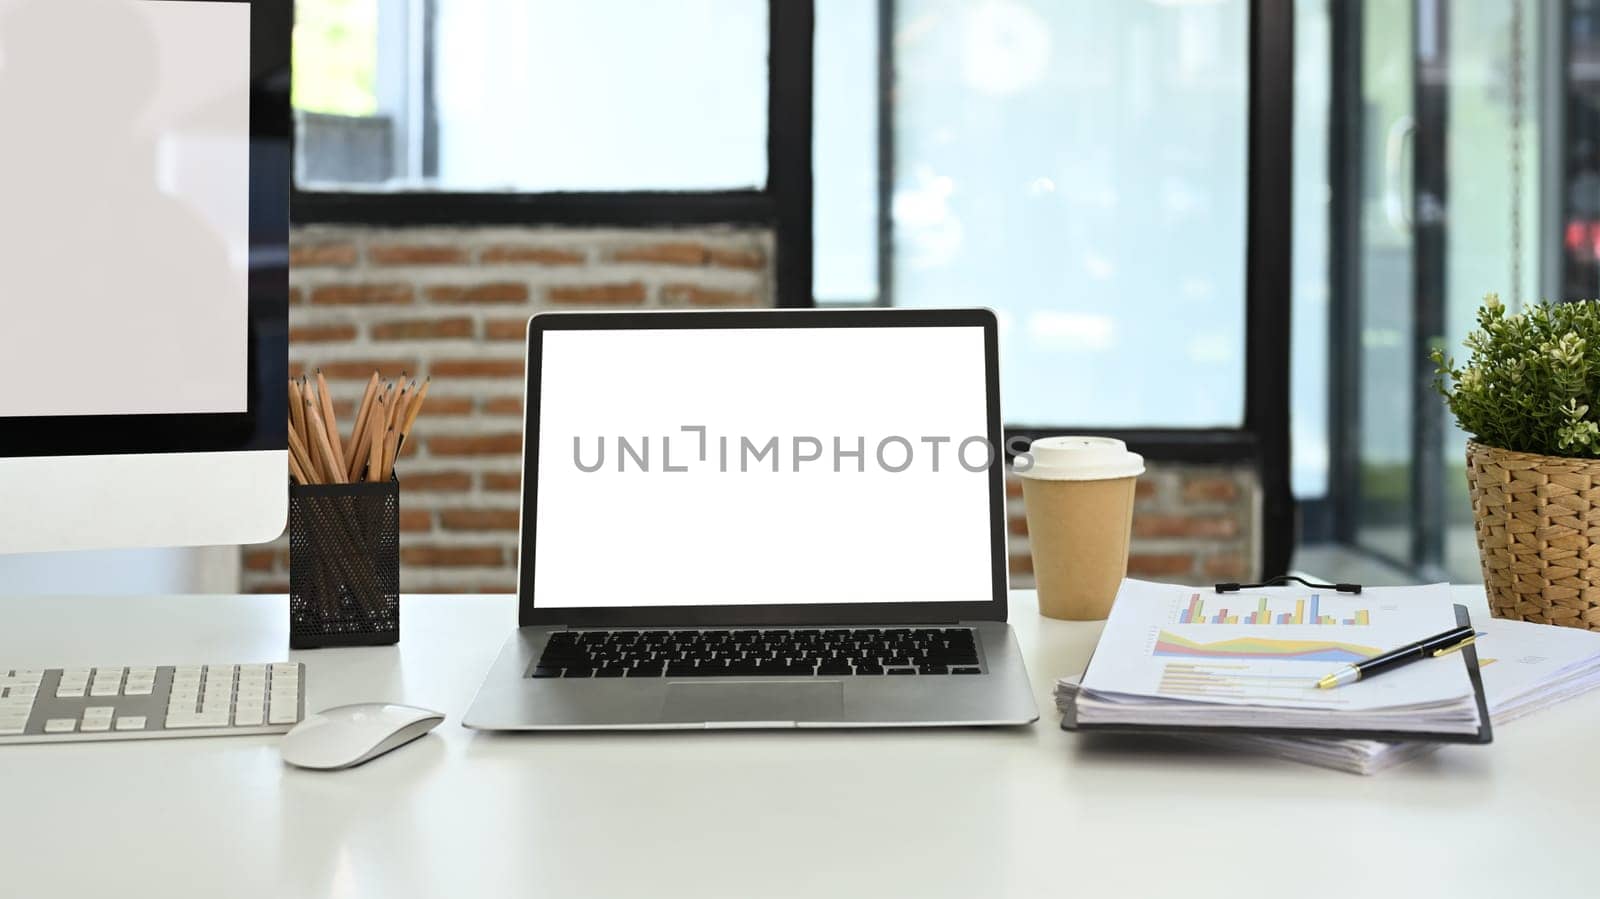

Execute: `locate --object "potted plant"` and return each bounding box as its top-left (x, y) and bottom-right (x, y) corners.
top-left (1433, 294), bottom-right (1600, 630)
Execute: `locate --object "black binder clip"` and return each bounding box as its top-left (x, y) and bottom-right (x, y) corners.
top-left (1214, 575), bottom-right (1362, 595)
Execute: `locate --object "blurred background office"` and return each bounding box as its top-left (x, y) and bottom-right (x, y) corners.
top-left (3, 0), bottom-right (1585, 593)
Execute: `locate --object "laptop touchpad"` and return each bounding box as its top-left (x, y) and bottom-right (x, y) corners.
top-left (660, 682), bottom-right (843, 724)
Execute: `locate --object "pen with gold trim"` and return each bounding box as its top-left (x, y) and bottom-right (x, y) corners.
top-left (1315, 624), bottom-right (1479, 689)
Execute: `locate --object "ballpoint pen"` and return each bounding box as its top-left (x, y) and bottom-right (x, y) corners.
top-left (1315, 624), bottom-right (1479, 689)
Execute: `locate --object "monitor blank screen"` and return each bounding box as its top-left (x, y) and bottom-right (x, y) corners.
top-left (0, 0), bottom-right (250, 418)
top-left (533, 326), bottom-right (995, 608)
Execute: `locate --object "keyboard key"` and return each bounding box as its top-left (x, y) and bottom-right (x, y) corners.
top-left (115, 716), bottom-right (147, 731)
top-left (44, 718), bottom-right (76, 733)
top-left (530, 667), bottom-right (562, 678)
top-left (562, 668), bottom-right (594, 678)
top-left (886, 668), bottom-right (916, 675)
top-left (233, 703), bottom-right (264, 726)
top-left (268, 703), bottom-right (299, 726)
top-left (595, 668), bottom-right (626, 678)
top-left (81, 708), bottom-right (114, 732)
top-left (627, 665), bottom-right (663, 677)
top-left (951, 666), bottom-right (981, 675)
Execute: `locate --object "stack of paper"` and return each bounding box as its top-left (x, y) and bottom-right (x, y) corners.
top-left (1072, 580), bottom-right (1483, 737)
top-left (1059, 609), bottom-right (1600, 774)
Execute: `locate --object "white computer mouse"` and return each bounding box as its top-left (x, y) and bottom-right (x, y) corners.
top-left (280, 702), bottom-right (444, 770)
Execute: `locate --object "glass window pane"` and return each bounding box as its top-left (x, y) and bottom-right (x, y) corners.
top-left (292, 0), bottom-right (378, 116)
top-left (814, 0), bottom-right (880, 304)
top-left (293, 0), bottom-right (769, 192)
top-left (891, 0), bottom-right (1249, 427)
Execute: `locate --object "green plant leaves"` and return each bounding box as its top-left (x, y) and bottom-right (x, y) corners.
top-left (1433, 295), bottom-right (1600, 457)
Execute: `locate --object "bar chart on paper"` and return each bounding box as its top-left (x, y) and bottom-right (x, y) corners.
top-left (1176, 592), bottom-right (1372, 626)
top-left (1115, 584), bottom-right (1449, 706)
top-left (1154, 631), bottom-right (1381, 663)
top-left (1078, 580), bottom-right (1478, 719)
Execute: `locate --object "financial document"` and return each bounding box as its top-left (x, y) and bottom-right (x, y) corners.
top-left (1076, 580), bottom-right (1481, 734)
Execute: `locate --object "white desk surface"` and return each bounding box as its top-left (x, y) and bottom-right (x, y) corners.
top-left (0, 586), bottom-right (1593, 899)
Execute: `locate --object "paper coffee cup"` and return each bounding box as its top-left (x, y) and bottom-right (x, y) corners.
top-left (1016, 437), bottom-right (1144, 620)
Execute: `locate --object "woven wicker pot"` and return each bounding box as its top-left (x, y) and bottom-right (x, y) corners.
top-left (1466, 441), bottom-right (1600, 630)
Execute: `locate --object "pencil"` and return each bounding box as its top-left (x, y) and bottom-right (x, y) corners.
top-left (388, 378), bottom-right (411, 433)
top-left (314, 370), bottom-right (344, 467)
top-left (379, 428), bottom-right (400, 482)
top-left (398, 377), bottom-right (430, 449)
top-left (288, 447), bottom-right (310, 485)
top-left (343, 371), bottom-right (381, 473)
top-left (350, 391), bottom-right (385, 482)
top-left (286, 423), bottom-right (317, 483)
top-left (288, 377), bottom-right (307, 455)
top-left (303, 397), bottom-right (346, 484)
top-left (367, 397), bottom-right (386, 484)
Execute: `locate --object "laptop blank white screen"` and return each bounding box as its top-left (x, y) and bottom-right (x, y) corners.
top-left (532, 325), bottom-right (995, 608)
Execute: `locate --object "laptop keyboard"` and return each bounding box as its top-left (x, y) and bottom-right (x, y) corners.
top-left (530, 627), bottom-right (982, 678)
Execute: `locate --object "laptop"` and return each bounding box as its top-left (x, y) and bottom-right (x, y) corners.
top-left (463, 308), bottom-right (1039, 730)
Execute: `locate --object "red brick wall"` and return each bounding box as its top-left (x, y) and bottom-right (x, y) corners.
top-left (241, 224), bottom-right (1260, 594)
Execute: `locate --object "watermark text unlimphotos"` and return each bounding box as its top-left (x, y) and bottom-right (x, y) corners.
top-left (572, 426), bottom-right (1036, 474)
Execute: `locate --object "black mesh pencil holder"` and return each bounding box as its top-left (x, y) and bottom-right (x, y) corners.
top-left (288, 475), bottom-right (399, 648)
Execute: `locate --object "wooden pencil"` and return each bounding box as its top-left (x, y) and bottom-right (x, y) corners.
top-left (398, 377), bottom-right (430, 448)
top-left (314, 370), bottom-right (344, 466)
top-left (350, 391), bottom-right (386, 482)
top-left (343, 373), bottom-right (382, 480)
top-left (303, 397), bottom-right (345, 484)
top-left (342, 369), bottom-right (379, 470)
top-left (288, 377), bottom-right (307, 455)
top-left (367, 397), bottom-right (386, 484)
top-left (345, 409), bottom-right (375, 481)
top-left (379, 428), bottom-right (400, 482)
top-left (286, 423), bottom-right (317, 482)
top-left (342, 371), bottom-right (380, 472)
top-left (387, 379), bottom-right (411, 433)
top-left (288, 447), bottom-right (310, 485)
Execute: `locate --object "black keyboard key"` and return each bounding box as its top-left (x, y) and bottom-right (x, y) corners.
top-left (855, 664), bottom-right (883, 675)
top-left (665, 662), bottom-right (699, 676)
top-left (816, 661), bottom-right (853, 676)
top-left (595, 667), bottom-right (625, 678)
top-left (628, 665), bottom-right (663, 677)
top-left (918, 664), bottom-right (948, 675)
top-left (886, 668), bottom-right (916, 675)
top-left (952, 666), bottom-right (981, 675)
top-left (530, 667), bottom-right (562, 678)
top-left (563, 668), bottom-right (593, 678)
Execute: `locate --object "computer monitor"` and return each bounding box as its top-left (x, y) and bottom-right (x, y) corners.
top-left (0, 0), bottom-right (290, 554)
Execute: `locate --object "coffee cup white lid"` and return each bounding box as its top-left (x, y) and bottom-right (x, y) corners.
top-left (1015, 436), bottom-right (1144, 481)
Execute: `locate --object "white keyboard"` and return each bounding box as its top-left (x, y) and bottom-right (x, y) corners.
top-left (0, 664), bottom-right (304, 744)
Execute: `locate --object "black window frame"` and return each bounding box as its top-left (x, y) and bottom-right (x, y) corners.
top-left (289, 0), bottom-right (1295, 577)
